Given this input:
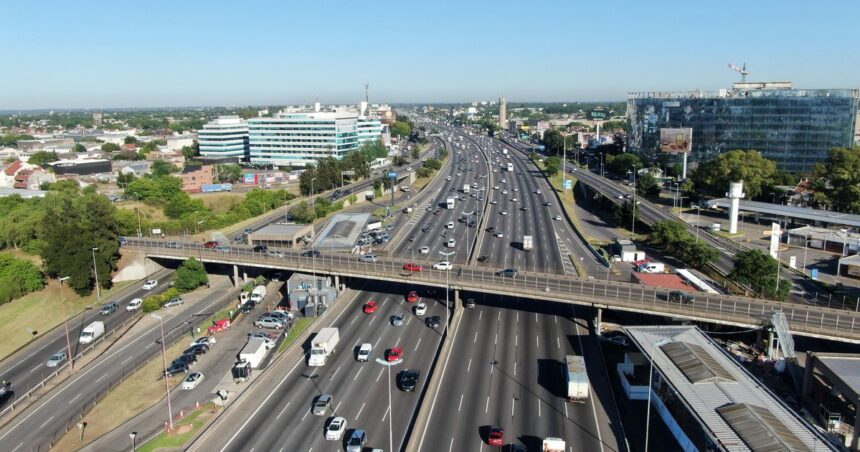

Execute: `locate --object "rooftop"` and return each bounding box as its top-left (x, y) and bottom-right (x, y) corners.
top-left (623, 326), bottom-right (833, 451)
top-left (632, 272), bottom-right (694, 292)
top-left (815, 354), bottom-right (860, 396)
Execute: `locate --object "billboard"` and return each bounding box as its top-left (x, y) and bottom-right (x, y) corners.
top-left (588, 109), bottom-right (608, 121)
top-left (659, 128), bottom-right (693, 154)
top-left (243, 173), bottom-right (259, 185)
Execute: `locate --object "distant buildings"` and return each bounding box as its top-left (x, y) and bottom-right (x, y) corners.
top-left (247, 104), bottom-right (384, 167)
top-left (180, 164), bottom-right (216, 192)
top-left (198, 116), bottom-right (249, 159)
top-left (1, 160), bottom-right (55, 190)
top-left (627, 81), bottom-right (859, 173)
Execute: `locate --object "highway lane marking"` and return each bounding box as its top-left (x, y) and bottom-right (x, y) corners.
top-left (145, 342), bottom-right (155, 349)
top-left (38, 415), bottom-right (55, 430)
top-left (536, 335), bottom-right (539, 349)
top-left (96, 374), bottom-right (108, 382)
top-left (485, 396), bottom-right (490, 413)
top-left (122, 356), bottom-right (134, 366)
top-left (376, 367), bottom-right (384, 382)
top-left (29, 364), bottom-right (41, 374)
top-left (374, 336), bottom-right (382, 349)
top-left (538, 399), bottom-right (541, 417)
top-left (382, 405), bottom-right (390, 422)
top-left (564, 401), bottom-right (568, 418)
top-left (275, 401), bottom-right (292, 420)
top-left (395, 336), bottom-right (402, 347)
top-left (497, 311), bottom-right (501, 321)
top-left (11, 442), bottom-right (23, 452)
top-left (570, 306), bottom-right (605, 452)
top-left (67, 393), bottom-right (81, 405)
top-left (467, 358), bottom-right (472, 373)
top-left (557, 337), bottom-right (561, 349)
top-left (356, 402), bottom-right (366, 419)
top-left (516, 312), bottom-right (519, 323)
top-left (300, 407), bottom-right (311, 422)
top-left (448, 438), bottom-right (454, 452)
top-left (478, 310), bottom-right (482, 320)
top-left (473, 331), bottom-right (478, 343)
top-left (350, 316), bottom-right (357, 325)
top-left (458, 394), bottom-right (464, 411)
top-left (414, 338), bottom-right (422, 352)
top-left (353, 367), bottom-right (364, 381)
top-left (515, 334), bottom-right (518, 347)
top-left (512, 396), bottom-right (515, 418)
top-left (514, 361), bottom-right (517, 376)
top-left (494, 333), bottom-right (497, 345)
top-left (334, 401), bottom-right (342, 414)
top-left (329, 365), bottom-right (341, 381)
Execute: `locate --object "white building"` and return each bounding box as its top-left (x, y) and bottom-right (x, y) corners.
top-left (166, 135), bottom-right (195, 152)
top-left (198, 116), bottom-right (249, 159)
top-left (248, 106), bottom-right (384, 167)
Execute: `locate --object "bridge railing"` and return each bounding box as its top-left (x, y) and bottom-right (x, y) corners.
top-left (124, 238), bottom-right (860, 342)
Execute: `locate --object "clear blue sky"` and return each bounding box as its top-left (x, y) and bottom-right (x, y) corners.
top-left (2, 0), bottom-right (857, 109)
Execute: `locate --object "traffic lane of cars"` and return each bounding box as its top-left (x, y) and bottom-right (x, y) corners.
top-left (0, 275), bottom-right (173, 396)
top-left (227, 287), bottom-right (446, 452)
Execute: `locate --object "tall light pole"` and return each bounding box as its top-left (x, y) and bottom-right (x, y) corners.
top-left (375, 357), bottom-right (401, 452)
top-left (59, 276), bottom-right (73, 369)
top-left (439, 250), bottom-right (455, 337)
top-left (462, 209), bottom-right (475, 259)
top-left (628, 167), bottom-right (637, 237)
top-left (91, 247), bottom-right (100, 300)
top-left (135, 207), bottom-right (142, 238)
top-left (690, 203), bottom-right (701, 243)
top-left (645, 338), bottom-right (670, 452)
top-left (130, 432), bottom-right (137, 452)
top-left (195, 220), bottom-right (205, 235)
top-left (150, 313), bottom-right (174, 430)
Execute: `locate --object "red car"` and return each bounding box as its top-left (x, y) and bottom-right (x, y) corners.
top-left (203, 241), bottom-right (219, 249)
top-left (403, 263), bottom-right (423, 272)
top-left (406, 291), bottom-right (419, 303)
top-left (206, 319), bottom-right (231, 335)
top-left (487, 426), bottom-right (504, 446)
top-left (385, 347), bottom-right (403, 363)
top-left (363, 301), bottom-right (378, 314)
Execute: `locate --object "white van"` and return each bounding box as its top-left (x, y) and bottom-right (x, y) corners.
top-left (127, 298), bottom-right (143, 311)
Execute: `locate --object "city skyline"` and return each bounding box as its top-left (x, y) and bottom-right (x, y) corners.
top-left (1, 0), bottom-right (858, 109)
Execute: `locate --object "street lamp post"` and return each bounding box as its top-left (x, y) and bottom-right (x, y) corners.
top-left (130, 432), bottom-right (137, 452)
top-left (375, 357), bottom-right (401, 452)
top-left (462, 209), bottom-right (475, 259)
top-left (195, 220), bottom-right (205, 235)
top-left (645, 338), bottom-right (670, 452)
top-left (690, 203), bottom-right (701, 243)
top-left (628, 167), bottom-right (637, 236)
top-left (439, 250), bottom-right (455, 337)
top-left (135, 207), bottom-right (142, 238)
top-left (150, 313), bottom-right (174, 430)
top-left (59, 276), bottom-right (73, 369)
top-left (91, 247), bottom-right (100, 300)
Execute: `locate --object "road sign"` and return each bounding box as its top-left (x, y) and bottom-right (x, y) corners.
top-left (811, 269), bottom-right (819, 280)
top-left (563, 179), bottom-right (573, 190)
top-left (387, 172), bottom-right (397, 180)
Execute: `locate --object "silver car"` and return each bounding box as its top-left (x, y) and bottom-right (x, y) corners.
top-left (46, 351), bottom-right (68, 368)
top-left (313, 394), bottom-right (332, 416)
top-left (254, 317), bottom-right (284, 329)
top-left (391, 313), bottom-right (405, 327)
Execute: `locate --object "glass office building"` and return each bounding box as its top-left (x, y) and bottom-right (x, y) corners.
top-left (248, 109), bottom-right (383, 166)
top-left (198, 115), bottom-right (249, 159)
top-left (627, 82), bottom-right (859, 173)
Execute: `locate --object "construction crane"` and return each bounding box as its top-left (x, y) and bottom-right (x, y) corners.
top-left (728, 63), bottom-right (748, 82)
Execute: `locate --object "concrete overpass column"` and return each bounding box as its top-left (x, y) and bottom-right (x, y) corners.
top-left (853, 415), bottom-right (860, 450)
top-left (453, 289), bottom-right (459, 309)
top-left (333, 275), bottom-right (340, 290)
top-left (801, 352), bottom-right (815, 398)
top-left (232, 265), bottom-right (240, 287)
top-left (595, 308), bottom-right (603, 334)
top-left (242, 269), bottom-right (249, 282)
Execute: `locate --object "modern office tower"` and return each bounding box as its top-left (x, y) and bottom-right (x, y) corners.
top-left (627, 82), bottom-right (859, 173)
top-left (197, 115), bottom-right (249, 159)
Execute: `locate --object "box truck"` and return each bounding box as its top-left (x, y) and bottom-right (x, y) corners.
top-left (249, 285), bottom-right (267, 304)
top-left (542, 437), bottom-right (566, 452)
top-left (79, 321), bottom-right (105, 345)
top-left (446, 197), bottom-right (456, 209)
top-left (565, 355), bottom-right (589, 403)
top-left (638, 262), bottom-right (665, 274)
top-left (239, 337), bottom-right (270, 368)
top-left (232, 361), bottom-right (252, 382)
top-left (308, 327), bottom-right (340, 366)
top-left (462, 184), bottom-right (470, 194)
top-left (523, 235), bottom-right (533, 251)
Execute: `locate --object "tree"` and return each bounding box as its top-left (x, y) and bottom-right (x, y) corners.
top-left (613, 200), bottom-right (639, 229)
top-left (180, 143), bottom-right (197, 160)
top-left (541, 129), bottom-right (565, 156)
top-left (72, 143), bottom-right (86, 153)
top-left (28, 151), bottom-right (59, 167)
top-left (164, 193), bottom-right (205, 219)
top-left (544, 156), bottom-right (561, 176)
top-left (648, 220), bottom-right (718, 269)
top-left (729, 250), bottom-right (789, 300)
top-left (125, 176), bottom-right (182, 202)
top-left (605, 153), bottom-right (643, 176)
top-left (173, 258), bottom-right (208, 291)
top-left (342, 151), bottom-right (370, 179)
top-left (0, 253), bottom-right (45, 304)
top-left (124, 136), bottom-right (138, 145)
top-left (151, 160), bottom-right (179, 177)
top-left (116, 172), bottom-right (136, 189)
top-left (101, 143), bottom-right (121, 152)
top-left (216, 164), bottom-right (243, 183)
top-left (289, 201), bottom-right (315, 223)
top-left (391, 120), bottom-right (412, 138)
top-left (636, 172), bottom-right (662, 198)
top-left (812, 146), bottom-right (860, 213)
top-left (411, 147), bottom-right (420, 160)
top-left (649, 220), bottom-right (688, 247)
top-left (0, 134), bottom-right (35, 147)
top-left (690, 150), bottom-right (777, 200)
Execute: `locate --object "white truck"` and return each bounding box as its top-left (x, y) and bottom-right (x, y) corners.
top-left (308, 327), bottom-right (339, 367)
top-left (502, 148), bottom-right (508, 155)
top-left (365, 190), bottom-right (375, 201)
top-left (523, 235), bottom-right (533, 251)
top-left (79, 321), bottom-right (105, 345)
top-left (366, 221), bottom-right (382, 232)
top-left (249, 285), bottom-right (267, 303)
top-left (462, 184), bottom-right (470, 194)
top-left (638, 262), bottom-right (665, 274)
top-left (239, 337), bottom-right (270, 368)
top-left (565, 354), bottom-right (589, 403)
top-left (446, 197), bottom-right (456, 209)
top-left (542, 437), bottom-right (566, 452)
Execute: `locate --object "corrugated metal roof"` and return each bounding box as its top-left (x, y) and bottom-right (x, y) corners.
top-left (623, 326), bottom-right (834, 451)
top-left (662, 341), bottom-right (735, 384)
top-left (716, 403), bottom-right (810, 452)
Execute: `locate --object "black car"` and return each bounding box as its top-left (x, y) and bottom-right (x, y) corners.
top-left (302, 250), bottom-right (321, 258)
top-left (183, 344), bottom-right (210, 356)
top-left (252, 245), bottom-right (268, 253)
top-left (397, 369), bottom-right (420, 391)
top-left (486, 226), bottom-right (495, 233)
top-left (0, 387), bottom-right (13, 408)
top-left (477, 255), bottom-right (489, 263)
top-left (164, 361), bottom-right (189, 377)
top-left (421, 225), bottom-right (431, 233)
top-left (240, 302), bottom-right (255, 313)
top-left (172, 354), bottom-right (197, 368)
top-left (425, 316), bottom-right (441, 329)
top-left (496, 268), bottom-right (518, 278)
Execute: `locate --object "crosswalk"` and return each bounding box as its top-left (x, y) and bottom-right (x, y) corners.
top-left (555, 233), bottom-right (578, 275)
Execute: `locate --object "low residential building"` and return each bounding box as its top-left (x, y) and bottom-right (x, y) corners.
top-left (117, 161), bottom-right (152, 178)
top-left (166, 135), bottom-right (195, 152)
top-left (13, 168), bottom-right (55, 190)
top-left (180, 164), bottom-right (215, 193)
top-left (48, 159), bottom-right (112, 176)
top-left (16, 138), bottom-right (74, 152)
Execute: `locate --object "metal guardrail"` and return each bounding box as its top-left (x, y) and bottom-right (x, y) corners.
top-left (126, 239), bottom-right (860, 343)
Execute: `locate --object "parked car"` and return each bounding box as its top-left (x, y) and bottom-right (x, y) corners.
top-left (164, 297), bottom-right (184, 308)
top-left (391, 313), bottom-right (405, 327)
top-left (203, 241), bottom-right (219, 249)
top-left (325, 417), bottom-right (347, 441)
top-left (403, 263), bottom-right (423, 272)
top-left (127, 298), bottom-right (143, 311)
top-left (254, 317), bottom-right (284, 329)
top-left (190, 336), bottom-right (216, 347)
top-left (363, 300), bottom-right (378, 314)
top-left (164, 362), bottom-right (189, 377)
top-left (252, 245), bottom-right (268, 253)
top-left (359, 254), bottom-right (378, 263)
top-left (182, 372), bottom-right (203, 391)
top-left (99, 302), bottom-right (118, 316)
top-left (207, 319), bottom-right (231, 335)
top-left (398, 369), bottom-right (420, 391)
top-left (313, 394), bottom-right (332, 416)
top-left (267, 250), bottom-right (285, 258)
top-left (46, 351), bottom-right (68, 368)
top-left (183, 343), bottom-right (210, 356)
top-left (172, 354), bottom-right (197, 368)
top-left (142, 280), bottom-right (158, 290)
top-left (414, 302), bottom-right (427, 316)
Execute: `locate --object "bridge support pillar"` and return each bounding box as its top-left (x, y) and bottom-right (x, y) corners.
top-left (333, 275), bottom-right (340, 290)
top-left (232, 265), bottom-right (240, 287)
top-left (595, 308), bottom-right (603, 334)
top-left (453, 289), bottom-right (459, 308)
top-left (242, 269), bottom-right (249, 282)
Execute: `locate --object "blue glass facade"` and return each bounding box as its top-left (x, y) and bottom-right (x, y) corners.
top-left (627, 87), bottom-right (859, 173)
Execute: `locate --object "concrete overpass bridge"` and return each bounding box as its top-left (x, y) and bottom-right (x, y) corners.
top-left (123, 238), bottom-right (860, 343)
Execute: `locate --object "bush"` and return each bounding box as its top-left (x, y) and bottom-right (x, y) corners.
top-left (174, 258), bottom-right (208, 292)
top-left (141, 287), bottom-right (181, 313)
top-left (0, 254), bottom-right (44, 304)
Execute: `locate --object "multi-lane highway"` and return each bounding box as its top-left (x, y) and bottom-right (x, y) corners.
top-left (192, 281), bottom-right (447, 452)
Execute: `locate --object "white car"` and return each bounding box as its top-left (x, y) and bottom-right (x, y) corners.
top-left (419, 246), bottom-right (430, 254)
top-left (511, 198), bottom-right (518, 203)
top-left (490, 200), bottom-right (497, 204)
top-left (555, 215), bottom-right (562, 221)
top-left (536, 189), bottom-right (542, 194)
top-left (445, 239), bottom-right (456, 248)
top-left (326, 417), bottom-right (347, 440)
top-left (357, 343), bottom-right (373, 362)
top-left (494, 186), bottom-right (499, 190)
top-left (127, 298), bottom-right (143, 311)
top-left (502, 190), bottom-right (508, 195)
top-left (500, 211), bottom-right (508, 215)
top-left (414, 302), bottom-right (427, 316)
top-left (512, 188), bottom-right (518, 192)
top-left (433, 261), bottom-right (453, 270)
top-left (446, 222), bottom-right (454, 229)
top-left (142, 280), bottom-right (158, 290)
top-left (181, 372), bottom-right (204, 390)
top-left (495, 232), bottom-right (504, 238)
top-left (190, 336), bottom-right (216, 347)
